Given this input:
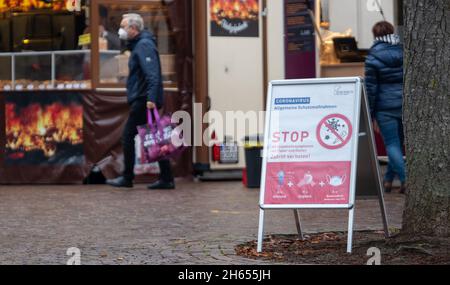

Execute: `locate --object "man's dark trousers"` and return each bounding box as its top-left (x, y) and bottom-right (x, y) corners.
top-left (122, 98), bottom-right (173, 183)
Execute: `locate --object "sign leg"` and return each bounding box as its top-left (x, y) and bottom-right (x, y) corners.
top-left (347, 208), bottom-right (355, 254)
top-left (373, 143), bottom-right (390, 238)
top-left (370, 122), bottom-right (391, 238)
top-left (257, 209), bottom-right (265, 253)
top-left (378, 192), bottom-right (391, 238)
top-left (362, 83), bottom-right (390, 238)
top-left (293, 210), bottom-right (304, 240)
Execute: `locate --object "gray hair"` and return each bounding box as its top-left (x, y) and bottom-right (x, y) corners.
top-left (123, 13), bottom-right (144, 32)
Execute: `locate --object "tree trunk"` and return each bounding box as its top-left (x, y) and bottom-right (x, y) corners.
top-left (402, 0), bottom-right (450, 237)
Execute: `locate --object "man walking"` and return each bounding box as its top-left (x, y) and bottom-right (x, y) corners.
top-left (106, 13), bottom-right (175, 190)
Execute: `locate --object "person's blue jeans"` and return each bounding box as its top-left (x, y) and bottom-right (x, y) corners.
top-left (375, 111), bottom-right (406, 183)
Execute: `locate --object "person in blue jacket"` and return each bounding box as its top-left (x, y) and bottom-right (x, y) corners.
top-left (365, 21), bottom-right (406, 194)
top-left (107, 13), bottom-right (174, 190)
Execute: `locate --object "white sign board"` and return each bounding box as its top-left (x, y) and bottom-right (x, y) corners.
top-left (257, 78), bottom-right (389, 253)
top-left (260, 78), bottom-right (362, 209)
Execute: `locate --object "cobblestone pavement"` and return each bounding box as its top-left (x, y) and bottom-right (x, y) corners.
top-left (0, 181), bottom-right (405, 265)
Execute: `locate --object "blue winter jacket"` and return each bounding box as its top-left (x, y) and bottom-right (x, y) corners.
top-left (365, 41), bottom-right (404, 115)
top-left (126, 30), bottom-right (164, 108)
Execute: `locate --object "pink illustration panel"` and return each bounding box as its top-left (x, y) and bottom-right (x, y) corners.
top-left (264, 161), bottom-right (352, 205)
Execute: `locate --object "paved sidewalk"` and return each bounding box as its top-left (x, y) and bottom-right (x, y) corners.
top-left (0, 181), bottom-right (405, 265)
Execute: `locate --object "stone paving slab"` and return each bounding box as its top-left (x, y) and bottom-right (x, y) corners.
top-left (0, 181), bottom-right (405, 265)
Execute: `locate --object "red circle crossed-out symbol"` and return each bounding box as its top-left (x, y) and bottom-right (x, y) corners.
top-left (316, 114), bottom-right (353, 150)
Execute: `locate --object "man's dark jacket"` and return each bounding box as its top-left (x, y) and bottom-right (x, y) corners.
top-left (126, 30), bottom-right (164, 108)
top-left (365, 41), bottom-right (404, 115)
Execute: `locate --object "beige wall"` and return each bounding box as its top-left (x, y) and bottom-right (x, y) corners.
top-left (266, 0), bottom-right (285, 82)
top-left (206, 0), bottom-right (265, 169)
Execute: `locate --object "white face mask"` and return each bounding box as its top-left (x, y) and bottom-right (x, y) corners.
top-left (118, 28), bottom-right (128, 40)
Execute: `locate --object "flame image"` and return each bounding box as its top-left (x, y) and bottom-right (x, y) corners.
top-left (6, 102), bottom-right (83, 158)
top-left (210, 0), bottom-right (259, 24)
top-left (0, 0), bottom-right (70, 12)
top-left (0, 0), bottom-right (7, 10)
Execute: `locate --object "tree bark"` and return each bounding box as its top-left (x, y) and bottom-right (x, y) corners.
top-left (402, 0), bottom-right (450, 237)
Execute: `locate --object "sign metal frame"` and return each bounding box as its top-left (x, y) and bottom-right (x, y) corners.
top-left (257, 77), bottom-right (389, 253)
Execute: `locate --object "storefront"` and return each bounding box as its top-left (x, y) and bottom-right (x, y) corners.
top-left (318, 0), bottom-right (402, 78)
top-left (0, 0), bottom-right (403, 184)
top-left (193, 0), bottom-right (404, 175)
top-left (264, 0), bottom-right (403, 80)
top-left (0, 0), bottom-right (195, 183)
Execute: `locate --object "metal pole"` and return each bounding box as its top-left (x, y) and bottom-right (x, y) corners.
top-left (375, 0), bottom-right (387, 21)
top-left (51, 52), bottom-right (55, 88)
top-left (293, 210), bottom-right (304, 240)
top-left (257, 209), bottom-right (265, 253)
top-left (11, 54), bottom-right (15, 89)
top-left (347, 208), bottom-right (355, 253)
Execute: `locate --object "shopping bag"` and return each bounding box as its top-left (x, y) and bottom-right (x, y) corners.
top-left (137, 109), bottom-right (187, 163)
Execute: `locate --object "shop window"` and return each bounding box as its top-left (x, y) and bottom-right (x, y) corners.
top-left (92, 1), bottom-right (177, 89)
top-left (0, 0), bottom-right (91, 91)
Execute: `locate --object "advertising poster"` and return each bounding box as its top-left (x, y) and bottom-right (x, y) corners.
top-left (4, 92), bottom-right (84, 165)
top-left (284, 0), bottom-right (316, 79)
top-left (262, 80), bottom-right (360, 206)
top-left (210, 0), bottom-right (260, 37)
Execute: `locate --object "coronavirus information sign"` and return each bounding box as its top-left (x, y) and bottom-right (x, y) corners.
top-left (257, 78), bottom-right (389, 253)
top-left (261, 78), bottom-right (361, 208)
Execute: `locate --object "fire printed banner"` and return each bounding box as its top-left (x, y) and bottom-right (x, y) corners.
top-left (0, 0), bottom-right (79, 12)
top-left (4, 92), bottom-right (84, 165)
top-left (210, 0), bottom-right (260, 37)
top-left (0, 0), bottom-right (194, 184)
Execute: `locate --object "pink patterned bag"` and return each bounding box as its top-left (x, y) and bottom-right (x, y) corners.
top-left (137, 109), bottom-right (186, 163)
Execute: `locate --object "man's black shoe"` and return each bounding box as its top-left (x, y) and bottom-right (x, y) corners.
top-left (147, 180), bottom-right (175, 190)
top-left (106, 176), bottom-right (133, 188)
